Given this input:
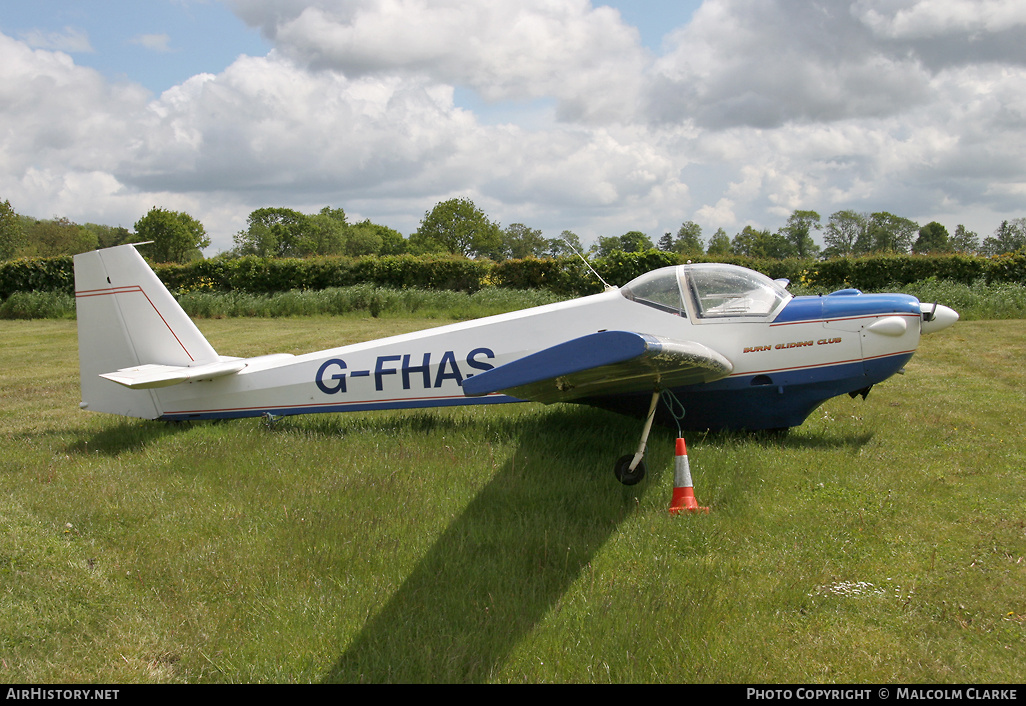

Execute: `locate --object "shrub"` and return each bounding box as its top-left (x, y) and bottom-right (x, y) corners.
top-left (0, 291), bottom-right (75, 319)
top-left (0, 256), bottom-right (74, 298)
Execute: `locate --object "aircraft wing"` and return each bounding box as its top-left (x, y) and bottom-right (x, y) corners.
top-left (462, 330), bottom-right (733, 404)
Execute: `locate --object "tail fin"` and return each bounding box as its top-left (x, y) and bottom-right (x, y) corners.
top-left (74, 245), bottom-right (221, 419)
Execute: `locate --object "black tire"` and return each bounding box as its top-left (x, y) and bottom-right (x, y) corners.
top-left (613, 454), bottom-right (646, 485)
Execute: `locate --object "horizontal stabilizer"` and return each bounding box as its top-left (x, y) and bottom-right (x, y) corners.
top-left (100, 359), bottom-right (247, 389)
top-left (462, 330), bottom-right (732, 404)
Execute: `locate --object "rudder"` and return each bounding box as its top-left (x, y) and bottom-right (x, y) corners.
top-left (74, 244), bottom-right (220, 419)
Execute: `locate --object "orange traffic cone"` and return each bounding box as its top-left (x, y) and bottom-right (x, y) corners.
top-left (668, 436), bottom-right (709, 514)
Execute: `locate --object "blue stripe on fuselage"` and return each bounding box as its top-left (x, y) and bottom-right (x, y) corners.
top-left (774, 291), bottom-right (921, 325)
top-left (159, 393), bottom-right (522, 422)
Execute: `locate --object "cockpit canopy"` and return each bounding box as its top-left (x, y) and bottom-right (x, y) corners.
top-left (621, 263), bottom-right (791, 320)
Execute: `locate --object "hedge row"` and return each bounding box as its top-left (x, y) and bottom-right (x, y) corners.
top-left (0, 255), bottom-right (75, 299)
top-left (0, 254), bottom-right (494, 299)
top-left (157, 254), bottom-right (493, 294)
top-left (3, 250), bottom-right (1026, 300)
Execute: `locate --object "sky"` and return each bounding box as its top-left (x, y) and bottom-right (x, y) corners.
top-left (2, 0), bottom-right (1025, 255)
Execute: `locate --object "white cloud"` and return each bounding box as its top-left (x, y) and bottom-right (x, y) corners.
top-left (131, 33), bottom-right (174, 53)
top-left (648, 0), bottom-right (935, 129)
top-left (851, 0), bottom-right (1026, 72)
top-left (0, 33), bottom-right (148, 175)
top-left (0, 23), bottom-right (684, 250)
top-left (18, 26), bottom-right (94, 54)
top-left (695, 198), bottom-right (738, 230)
top-left (853, 0), bottom-right (1026, 40)
top-left (124, 55), bottom-right (489, 196)
top-left (230, 0), bottom-right (649, 123)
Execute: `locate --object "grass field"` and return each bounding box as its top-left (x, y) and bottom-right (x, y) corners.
top-left (1, 316), bottom-right (1023, 683)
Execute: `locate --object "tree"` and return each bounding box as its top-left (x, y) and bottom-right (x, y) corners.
top-left (0, 199), bottom-right (22, 260)
top-left (23, 217), bottom-right (97, 257)
top-left (233, 207), bottom-right (310, 258)
top-left (659, 221), bottom-right (703, 256)
top-left (591, 231), bottom-right (653, 258)
top-left (376, 224), bottom-right (407, 255)
top-left (706, 228), bottom-right (731, 256)
top-left (673, 221), bottom-right (705, 256)
top-left (822, 210), bottom-right (867, 258)
top-left (134, 207), bottom-right (209, 263)
top-left (501, 223), bottom-right (547, 260)
top-left (409, 198), bottom-right (502, 258)
top-left (84, 223), bottom-right (132, 249)
top-left (950, 224), bottom-right (980, 254)
top-left (302, 207), bottom-right (349, 256)
top-left (981, 219), bottom-right (1026, 256)
top-left (779, 210), bottom-right (821, 258)
top-left (913, 221), bottom-right (951, 254)
top-left (545, 230), bottom-right (584, 258)
top-left (590, 236), bottom-right (621, 258)
top-left (619, 231), bottom-right (653, 253)
top-left (343, 225), bottom-right (381, 256)
top-left (729, 227), bottom-right (759, 257)
top-left (730, 226), bottom-right (793, 259)
top-left (349, 219), bottom-right (406, 256)
top-left (867, 212), bottom-right (918, 253)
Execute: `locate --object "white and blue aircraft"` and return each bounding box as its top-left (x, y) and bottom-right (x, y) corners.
top-left (74, 244), bottom-right (958, 484)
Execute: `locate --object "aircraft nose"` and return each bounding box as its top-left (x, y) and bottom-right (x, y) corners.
top-left (920, 303), bottom-right (959, 334)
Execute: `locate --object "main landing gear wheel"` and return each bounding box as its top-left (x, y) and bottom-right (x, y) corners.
top-left (614, 454), bottom-right (646, 486)
top-left (613, 390), bottom-right (660, 486)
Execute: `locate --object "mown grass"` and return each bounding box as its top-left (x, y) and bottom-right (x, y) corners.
top-left (0, 317), bottom-right (1023, 683)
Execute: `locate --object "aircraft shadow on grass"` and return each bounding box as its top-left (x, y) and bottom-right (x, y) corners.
top-left (62, 419), bottom-right (194, 456)
top-left (318, 407), bottom-right (653, 683)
